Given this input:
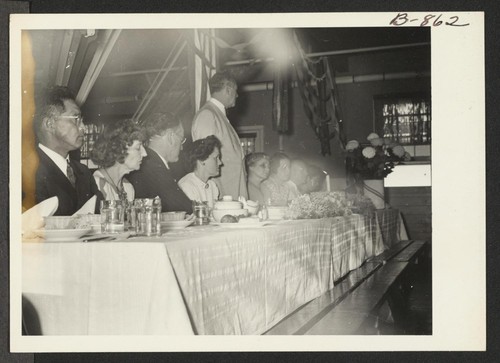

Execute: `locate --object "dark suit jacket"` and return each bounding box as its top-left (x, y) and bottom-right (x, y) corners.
top-left (128, 147), bottom-right (193, 213)
top-left (35, 146), bottom-right (103, 216)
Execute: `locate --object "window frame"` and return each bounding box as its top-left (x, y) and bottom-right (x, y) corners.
top-left (373, 92), bottom-right (431, 146)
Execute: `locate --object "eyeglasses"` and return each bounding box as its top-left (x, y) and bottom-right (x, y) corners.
top-left (171, 131), bottom-right (186, 145)
top-left (58, 115), bottom-right (84, 126)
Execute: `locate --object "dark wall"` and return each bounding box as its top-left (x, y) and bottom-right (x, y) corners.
top-left (229, 46), bottom-right (431, 188)
top-left (338, 76), bottom-right (431, 141)
top-left (230, 88), bottom-right (346, 182)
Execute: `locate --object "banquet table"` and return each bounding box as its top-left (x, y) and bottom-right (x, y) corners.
top-left (22, 209), bottom-right (407, 335)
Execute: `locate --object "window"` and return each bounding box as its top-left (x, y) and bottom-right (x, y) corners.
top-left (374, 93), bottom-right (431, 145)
top-left (236, 125), bottom-right (264, 155)
top-left (78, 123), bottom-right (103, 169)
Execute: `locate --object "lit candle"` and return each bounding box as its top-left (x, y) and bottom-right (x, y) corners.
top-left (323, 171), bottom-right (331, 192)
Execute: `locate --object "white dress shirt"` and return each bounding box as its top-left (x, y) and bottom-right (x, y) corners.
top-left (38, 143), bottom-right (70, 178)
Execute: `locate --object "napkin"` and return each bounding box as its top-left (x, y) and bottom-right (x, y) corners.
top-left (22, 196), bottom-right (59, 239)
top-left (72, 195), bottom-right (97, 216)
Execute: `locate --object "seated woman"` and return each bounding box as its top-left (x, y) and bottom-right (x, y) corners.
top-left (245, 152), bottom-right (270, 205)
top-left (260, 152), bottom-right (293, 206)
top-left (178, 135), bottom-right (222, 208)
top-left (90, 119), bottom-right (147, 202)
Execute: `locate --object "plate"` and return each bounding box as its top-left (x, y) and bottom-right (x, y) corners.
top-left (212, 221), bottom-right (272, 228)
top-left (34, 228), bottom-right (92, 241)
top-left (160, 219), bottom-right (194, 230)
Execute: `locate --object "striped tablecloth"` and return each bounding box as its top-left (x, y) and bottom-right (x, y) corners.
top-left (161, 209), bottom-right (406, 334)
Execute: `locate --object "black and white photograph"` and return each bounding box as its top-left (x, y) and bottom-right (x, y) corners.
top-left (9, 12), bottom-right (484, 352)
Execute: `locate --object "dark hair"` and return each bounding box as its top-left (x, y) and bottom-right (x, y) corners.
top-left (90, 119), bottom-right (146, 168)
top-left (141, 112), bottom-right (181, 139)
top-left (209, 71), bottom-right (236, 94)
top-left (188, 135), bottom-right (221, 171)
top-left (34, 86), bottom-right (77, 140)
top-left (269, 152), bottom-right (290, 175)
top-left (245, 152), bottom-right (270, 171)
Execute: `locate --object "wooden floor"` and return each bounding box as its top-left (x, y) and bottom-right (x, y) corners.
top-left (366, 255), bottom-right (432, 335)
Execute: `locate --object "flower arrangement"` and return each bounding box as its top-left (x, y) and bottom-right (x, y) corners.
top-left (345, 133), bottom-right (410, 180)
top-left (345, 193), bottom-right (376, 216)
top-left (285, 191), bottom-right (376, 220)
top-left (286, 192), bottom-right (352, 220)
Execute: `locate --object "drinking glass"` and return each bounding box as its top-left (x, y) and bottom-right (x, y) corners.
top-left (192, 201), bottom-right (209, 225)
top-left (136, 197), bottom-right (162, 237)
top-left (100, 200), bottom-right (125, 233)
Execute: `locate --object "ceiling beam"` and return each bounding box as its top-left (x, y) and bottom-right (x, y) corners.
top-left (223, 42), bottom-right (430, 67)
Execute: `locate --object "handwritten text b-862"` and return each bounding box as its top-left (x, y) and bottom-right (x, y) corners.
top-left (390, 13), bottom-right (470, 27)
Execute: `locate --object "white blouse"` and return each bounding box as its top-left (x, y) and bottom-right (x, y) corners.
top-left (178, 172), bottom-right (219, 208)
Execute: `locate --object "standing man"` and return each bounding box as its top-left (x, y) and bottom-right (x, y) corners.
top-left (191, 71), bottom-right (248, 200)
top-left (34, 86), bottom-right (103, 215)
top-left (128, 112), bottom-right (193, 213)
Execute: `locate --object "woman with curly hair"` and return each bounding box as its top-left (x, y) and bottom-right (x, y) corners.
top-left (90, 119), bottom-right (147, 202)
top-left (178, 135), bottom-right (222, 208)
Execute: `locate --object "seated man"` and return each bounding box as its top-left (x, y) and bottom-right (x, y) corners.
top-left (299, 164), bottom-right (325, 194)
top-left (128, 112), bottom-right (193, 213)
top-left (34, 86), bottom-right (103, 215)
top-left (286, 158), bottom-right (309, 199)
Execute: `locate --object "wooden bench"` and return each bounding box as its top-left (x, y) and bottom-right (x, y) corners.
top-left (264, 240), bottom-right (428, 335)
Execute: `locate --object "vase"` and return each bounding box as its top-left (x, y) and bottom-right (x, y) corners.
top-left (363, 179), bottom-right (386, 209)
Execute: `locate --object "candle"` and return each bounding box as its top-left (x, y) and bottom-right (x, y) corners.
top-left (323, 171), bottom-right (331, 192)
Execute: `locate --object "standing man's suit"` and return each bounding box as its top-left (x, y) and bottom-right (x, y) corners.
top-left (191, 101), bottom-right (247, 200)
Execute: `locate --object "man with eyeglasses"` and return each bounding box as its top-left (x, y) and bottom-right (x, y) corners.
top-left (191, 71), bottom-right (248, 200)
top-left (33, 86), bottom-right (103, 215)
top-left (128, 112), bottom-right (193, 213)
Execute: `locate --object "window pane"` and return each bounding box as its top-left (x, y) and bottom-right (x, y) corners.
top-left (379, 95), bottom-right (431, 145)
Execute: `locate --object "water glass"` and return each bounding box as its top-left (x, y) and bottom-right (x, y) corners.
top-left (100, 200), bottom-right (125, 233)
top-left (136, 197), bottom-right (162, 237)
top-left (125, 198), bottom-right (143, 233)
top-left (192, 201), bottom-right (210, 226)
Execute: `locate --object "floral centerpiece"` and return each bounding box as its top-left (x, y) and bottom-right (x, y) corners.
top-left (345, 193), bottom-right (376, 216)
top-left (345, 133), bottom-right (410, 180)
top-left (285, 191), bottom-right (376, 220)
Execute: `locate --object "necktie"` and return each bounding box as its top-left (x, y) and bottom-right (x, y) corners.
top-left (67, 160), bottom-right (76, 188)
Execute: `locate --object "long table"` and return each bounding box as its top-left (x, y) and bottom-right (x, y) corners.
top-left (22, 209), bottom-right (407, 335)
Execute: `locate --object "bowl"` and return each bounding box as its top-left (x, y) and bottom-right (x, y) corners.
top-left (212, 208), bottom-right (248, 222)
top-left (245, 204), bottom-right (259, 216)
top-left (44, 216), bottom-right (76, 230)
top-left (161, 211), bottom-right (186, 222)
top-left (213, 201), bottom-right (243, 210)
top-left (74, 214), bottom-right (101, 232)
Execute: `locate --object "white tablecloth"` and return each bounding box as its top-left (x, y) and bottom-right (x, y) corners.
top-left (22, 242), bottom-right (194, 335)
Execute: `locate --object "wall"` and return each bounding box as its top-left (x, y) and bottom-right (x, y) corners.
top-left (338, 77), bottom-right (431, 141)
top-left (230, 88), bottom-right (345, 188)
top-left (228, 46), bottom-right (431, 190)
top-left (386, 187), bottom-right (432, 242)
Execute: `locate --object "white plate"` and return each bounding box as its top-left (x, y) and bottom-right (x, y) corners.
top-left (160, 219), bottom-right (194, 230)
top-left (34, 228), bottom-right (92, 241)
top-left (212, 221), bottom-right (272, 228)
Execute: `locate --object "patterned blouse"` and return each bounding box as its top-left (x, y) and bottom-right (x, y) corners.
top-left (260, 175), bottom-right (293, 206)
top-left (93, 169), bottom-right (135, 202)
